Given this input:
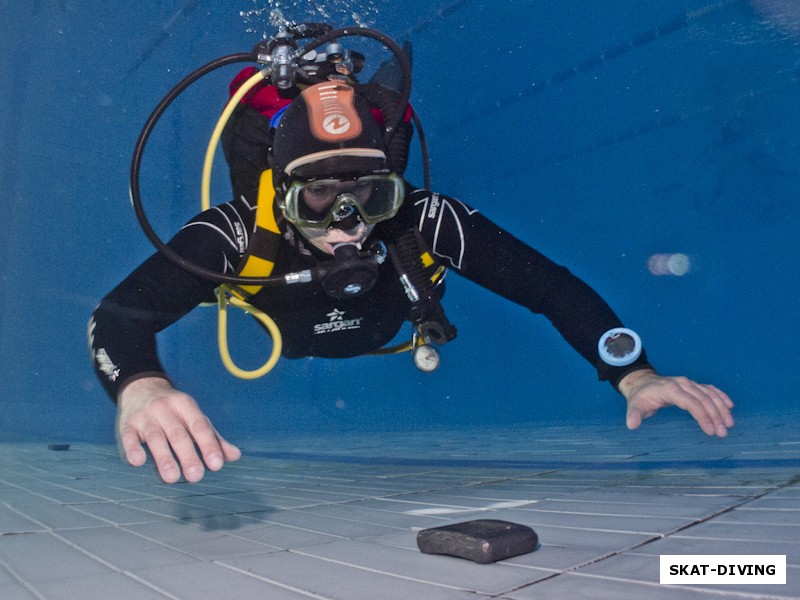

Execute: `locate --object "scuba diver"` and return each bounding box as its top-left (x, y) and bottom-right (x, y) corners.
top-left (89, 24), bottom-right (734, 484)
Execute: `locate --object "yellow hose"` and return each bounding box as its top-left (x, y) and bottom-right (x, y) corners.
top-left (216, 287), bottom-right (282, 379)
top-left (201, 68), bottom-right (268, 211)
top-left (200, 68), bottom-right (282, 380)
top-left (368, 341), bottom-right (414, 355)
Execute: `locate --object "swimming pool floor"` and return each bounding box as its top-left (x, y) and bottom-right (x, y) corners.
top-left (1, 414), bottom-right (798, 599)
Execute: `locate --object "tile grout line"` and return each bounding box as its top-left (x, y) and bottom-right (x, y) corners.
top-left (120, 570), bottom-right (198, 600)
top-left (0, 555), bottom-right (49, 600)
top-left (0, 475), bottom-right (111, 506)
top-left (117, 520), bottom-right (287, 559)
top-left (634, 475), bottom-right (800, 545)
top-left (213, 560), bottom-right (336, 600)
top-left (48, 531), bottom-right (186, 600)
top-left (283, 548), bottom-right (518, 594)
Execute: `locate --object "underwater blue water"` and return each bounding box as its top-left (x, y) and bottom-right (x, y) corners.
top-left (0, 0), bottom-right (798, 443)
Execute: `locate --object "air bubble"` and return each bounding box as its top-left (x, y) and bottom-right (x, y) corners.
top-left (648, 253), bottom-right (691, 276)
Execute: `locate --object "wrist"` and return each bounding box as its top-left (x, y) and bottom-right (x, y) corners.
top-left (617, 368), bottom-right (657, 399)
top-left (117, 374), bottom-right (173, 406)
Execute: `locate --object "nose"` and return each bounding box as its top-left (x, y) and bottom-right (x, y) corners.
top-left (332, 202), bottom-right (357, 222)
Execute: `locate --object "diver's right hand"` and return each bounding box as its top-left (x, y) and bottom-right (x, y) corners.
top-left (116, 377), bottom-right (241, 483)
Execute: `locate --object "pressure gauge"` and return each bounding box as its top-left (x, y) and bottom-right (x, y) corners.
top-left (413, 344), bottom-right (440, 373)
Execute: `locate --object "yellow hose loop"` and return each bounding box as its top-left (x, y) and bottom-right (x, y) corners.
top-left (202, 68), bottom-right (269, 211)
top-left (216, 287), bottom-right (282, 379)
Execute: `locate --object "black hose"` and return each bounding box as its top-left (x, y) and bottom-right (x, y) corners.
top-left (129, 52), bottom-right (293, 285)
top-left (411, 108), bottom-right (431, 190)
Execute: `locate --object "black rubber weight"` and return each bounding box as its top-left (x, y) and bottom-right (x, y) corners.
top-left (416, 519), bottom-right (539, 564)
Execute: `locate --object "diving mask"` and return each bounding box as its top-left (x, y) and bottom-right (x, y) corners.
top-left (283, 173), bottom-right (404, 229)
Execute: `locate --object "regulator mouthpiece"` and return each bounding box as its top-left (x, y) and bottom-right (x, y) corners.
top-left (318, 241), bottom-right (386, 299)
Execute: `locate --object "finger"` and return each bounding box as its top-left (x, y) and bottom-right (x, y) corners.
top-left (140, 423), bottom-right (182, 483)
top-left (674, 380), bottom-right (728, 437)
top-left (625, 406), bottom-right (643, 430)
top-left (683, 398), bottom-right (721, 436)
top-left (706, 385), bottom-right (735, 427)
top-left (185, 415), bottom-right (227, 472)
top-left (160, 420), bottom-right (207, 483)
top-left (690, 384), bottom-right (731, 437)
top-left (145, 395), bottom-right (210, 483)
top-left (217, 433), bottom-right (242, 463)
top-left (716, 387), bottom-right (734, 409)
top-left (206, 424), bottom-right (241, 463)
top-left (118, 426), bottom-right (147, 467)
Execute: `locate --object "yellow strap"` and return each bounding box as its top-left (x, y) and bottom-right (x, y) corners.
top-left (232, 169), bottom-right (281, 298)
top-left (236, 256), bottom-right (275, 297)
top-left (255, 169), bottom-right (280, 233)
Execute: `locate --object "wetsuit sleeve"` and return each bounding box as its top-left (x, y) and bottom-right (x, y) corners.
top-left (88, 200), bottom-right (254, 401)
top-left (410, 191), bottom-right (653, 389)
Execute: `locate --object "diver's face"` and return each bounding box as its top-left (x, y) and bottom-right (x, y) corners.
top-left (280, 172), bottom-right (404, 236)
top-left (281, 173), bottom-right (382, 255)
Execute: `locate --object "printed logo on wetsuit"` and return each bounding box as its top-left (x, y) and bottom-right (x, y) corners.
top-left (94, 348), bottom-right (120, 382)
top-left (87, 317), bottom-right (121, 382)
top-left (427, 193), bottom-right (441, 219)
top-left (234, 221), bottom-right (246, 254)
top-left (313, 308), bottom-right (363, 335)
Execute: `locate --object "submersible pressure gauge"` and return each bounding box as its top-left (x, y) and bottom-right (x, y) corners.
top-left (413, 344), bottom-right (441, 373)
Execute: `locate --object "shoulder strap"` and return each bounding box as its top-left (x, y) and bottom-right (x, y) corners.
top-left (229, 169), bottom-right (283, 298)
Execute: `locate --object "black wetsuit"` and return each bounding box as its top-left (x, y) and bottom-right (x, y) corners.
top-left (89, 186), bottom-right (652, 400)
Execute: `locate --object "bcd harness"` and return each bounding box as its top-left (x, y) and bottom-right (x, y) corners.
top-left (213, 168), bottom-right (457, 379)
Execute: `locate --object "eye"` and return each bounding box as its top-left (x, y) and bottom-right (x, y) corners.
top-left (301, 182), bottom-right (339, 210)
top-left (351, 180), bottom-right (374, 201)
top-left (306, 183), bottom-right (335, 196)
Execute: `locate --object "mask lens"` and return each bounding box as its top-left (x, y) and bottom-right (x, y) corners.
top-left (298, 181), bottom-right (340, 219)
top-left (285, 174), bottom-right (404, 228)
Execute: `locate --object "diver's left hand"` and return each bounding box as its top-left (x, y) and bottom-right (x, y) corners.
top-left (618, 369), bottom-right (734, 437)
